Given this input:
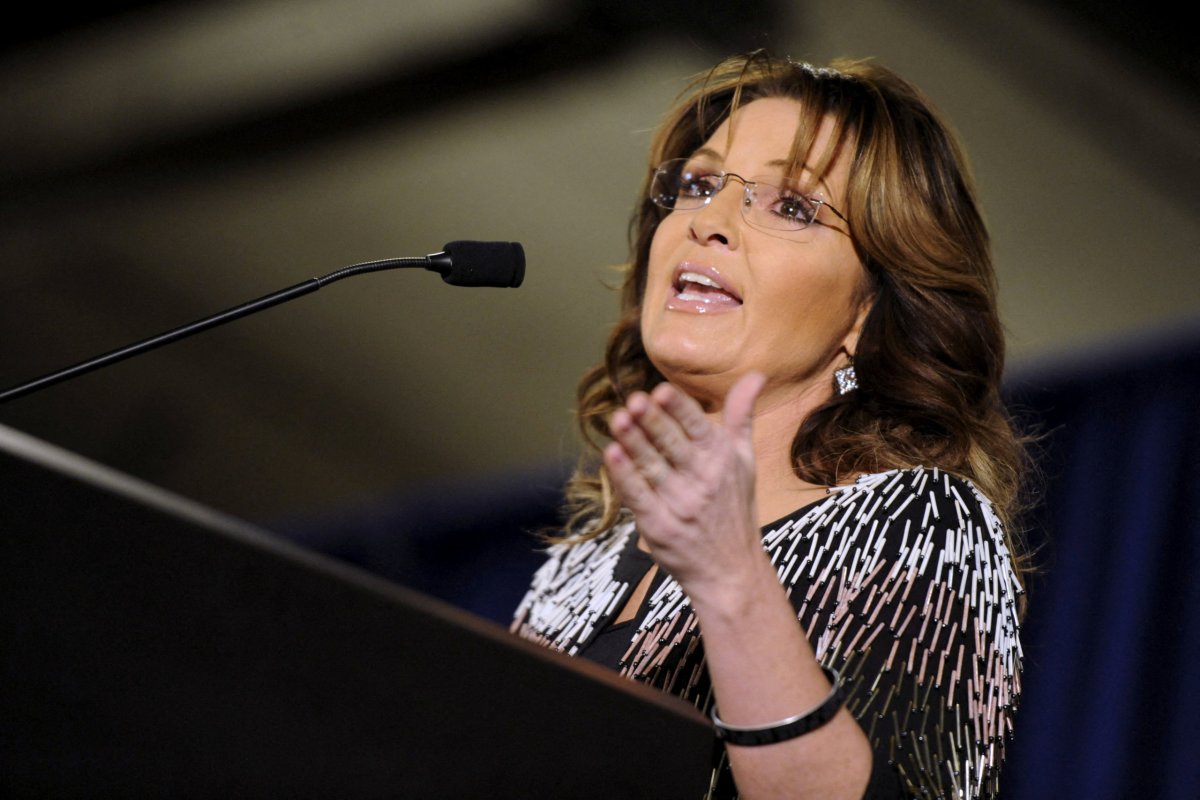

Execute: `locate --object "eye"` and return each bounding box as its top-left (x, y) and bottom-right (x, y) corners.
top-left (677, 168), bottom-right (721, 198)
top-left (768, 189), bottom-right (819, 225)
top-left (649, 159), bottom-right (727, 210)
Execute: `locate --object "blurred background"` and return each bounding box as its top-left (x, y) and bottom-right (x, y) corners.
top-left (1, 1), bottom-right (1197, 797)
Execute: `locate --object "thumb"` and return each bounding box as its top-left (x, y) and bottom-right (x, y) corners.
top-left (723, 371), bottom-right (767, 441)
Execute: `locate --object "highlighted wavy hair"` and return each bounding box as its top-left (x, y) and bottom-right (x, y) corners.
top-left (559, 51), bottom-right (1032, 579)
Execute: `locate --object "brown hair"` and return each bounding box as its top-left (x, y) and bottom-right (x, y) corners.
top-left (560, 51), bottom-right (1032, 578)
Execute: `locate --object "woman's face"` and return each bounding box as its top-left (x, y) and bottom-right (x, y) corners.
top-left (641, 97), bottom-right (870, 411)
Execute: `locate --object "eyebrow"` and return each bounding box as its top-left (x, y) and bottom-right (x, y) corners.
top-left (690, 148), bottom-right (835, 197)
top-left (766, 158), bottom-right (836, 197)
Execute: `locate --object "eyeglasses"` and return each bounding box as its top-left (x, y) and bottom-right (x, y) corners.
top-left (649, 158), bottom-right (848, 234)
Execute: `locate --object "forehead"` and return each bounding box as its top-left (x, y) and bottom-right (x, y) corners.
top-left (709, 97), bottom-right (807, 153)
top-left (694, 97), bottom-right (846, 187)
top-left (700, 97), bottom-right (844, 167)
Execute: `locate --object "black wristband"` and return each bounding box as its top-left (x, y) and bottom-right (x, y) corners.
top-left (711, 667), bottom-right (845, 746)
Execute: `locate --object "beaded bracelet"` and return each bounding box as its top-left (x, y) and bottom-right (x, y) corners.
top-left (710, 667), bottom-right (846, 746)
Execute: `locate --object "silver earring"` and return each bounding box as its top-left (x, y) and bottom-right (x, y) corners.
top-left (834, 360), bottom-right (858, 395)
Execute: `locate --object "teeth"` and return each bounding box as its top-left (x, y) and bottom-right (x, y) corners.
top-left (679, 271), bottom-right (722, 289)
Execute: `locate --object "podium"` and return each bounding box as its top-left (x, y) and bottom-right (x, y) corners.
top-left (0, 424), bottom-right (715, 799)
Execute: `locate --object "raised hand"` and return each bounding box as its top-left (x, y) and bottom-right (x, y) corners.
top-left (603, 371), bottom-right (769, 591)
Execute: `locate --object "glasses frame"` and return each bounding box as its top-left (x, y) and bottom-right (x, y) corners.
top-left (649, 158), bottom-right (849, 234)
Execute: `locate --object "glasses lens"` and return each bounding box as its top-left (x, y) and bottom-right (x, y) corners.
top-left (651, 159), bottom-right (721, 210)
top-left (649, 160), bottom-right (834, 234)
top-left (745, 182), bottom-right (821, 231)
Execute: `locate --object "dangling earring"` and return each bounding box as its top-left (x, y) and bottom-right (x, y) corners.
top-left (834, 357), bottom-right (858, 396)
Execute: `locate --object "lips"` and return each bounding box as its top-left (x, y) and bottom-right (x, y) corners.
top-left (667, 262), bottom-right (742, 313)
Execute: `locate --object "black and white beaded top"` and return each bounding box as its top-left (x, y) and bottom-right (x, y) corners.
top-left (511, 467), bottom-right (1024, 800)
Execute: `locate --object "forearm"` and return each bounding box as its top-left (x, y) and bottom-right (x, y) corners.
top-left (686, 551), bottom-right (873, 800)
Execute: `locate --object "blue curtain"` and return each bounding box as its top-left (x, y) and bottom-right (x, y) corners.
top-left (1003, 323), bottom-right (1200, 800)
top-left (277, 463), bottom-right (564, 625)
top-left (279, 320), bottom-right (1200, 799)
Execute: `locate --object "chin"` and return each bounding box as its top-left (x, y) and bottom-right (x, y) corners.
top-left (646, 350), bottom-right (736, 398)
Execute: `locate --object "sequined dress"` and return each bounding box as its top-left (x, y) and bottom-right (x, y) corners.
top-left (510, 467), bottom-right (1023, 799)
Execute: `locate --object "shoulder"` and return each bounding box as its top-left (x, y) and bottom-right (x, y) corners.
top-left (765, 466), bottom-right (1024, 702)
top-left (782, 467), bottom-right (1023, 797)
top-left (834, 466), bottom-right (1002, 528)
top-left (782, 468), bottom-right (1015, 573)
top-left (825, 467), bottom-right (1022, 604)
top-left (509, 518), bottom-right (636, 648)
top-left (767, 467), bottom-right (1016, 573)
top-left (524, 519), bottom-right (633, 587)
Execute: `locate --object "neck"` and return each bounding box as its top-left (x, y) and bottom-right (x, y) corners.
top-left (704, 379), bottom-right (837, 527)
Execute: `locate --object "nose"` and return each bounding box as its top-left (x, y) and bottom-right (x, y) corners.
top-left (687, 174), bottom-right (747, 248)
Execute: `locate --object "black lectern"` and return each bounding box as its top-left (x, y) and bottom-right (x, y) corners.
top-left (0, 424), bottom-right (714, 799)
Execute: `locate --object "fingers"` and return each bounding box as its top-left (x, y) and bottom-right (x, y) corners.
top-left (649, 382), bottom-right (710, 441)
top-left (627, 389), bottom-right (697, 467)
top-left (605, 388), bottom-right (700, 514)
top-left (611, 377), bottom-right (762, 473)
top-left (603, 434), bottom-right (660, 517)
top-left (603, 437), bottom-right (647, 491)
top-left (607, 376), bottom-right (762, 495)
top-left (609, 406), bottom-right (673, 487)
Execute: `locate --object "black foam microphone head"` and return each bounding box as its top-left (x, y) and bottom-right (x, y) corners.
top-left (440, 241), bottom-right (525, 288)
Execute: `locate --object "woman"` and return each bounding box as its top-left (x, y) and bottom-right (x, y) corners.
top-left (511, 51), bottom-right (1029, 800)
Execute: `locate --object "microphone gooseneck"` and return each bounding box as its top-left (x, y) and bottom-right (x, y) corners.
top-left (0, 241), bottom-right (525, 403)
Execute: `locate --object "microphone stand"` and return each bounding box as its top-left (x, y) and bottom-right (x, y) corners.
top-left (0, 254), bottom-right (448, 405)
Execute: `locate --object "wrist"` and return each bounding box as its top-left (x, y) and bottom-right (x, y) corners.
top-left (712, 667), bottom-right (846, 745)
top-left (683, 547), bottom-right (784, 624)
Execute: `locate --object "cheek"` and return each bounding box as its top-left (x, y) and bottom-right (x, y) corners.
top-left (644, 218), bottom-right (684, 295)
top-left (764, 254), bottom-right (865, 340)
top-left (647, 216), bottom-right (681, 265)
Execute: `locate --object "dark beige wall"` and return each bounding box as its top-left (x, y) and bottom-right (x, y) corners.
top-left (1, 0), bottom-right (1196, 523)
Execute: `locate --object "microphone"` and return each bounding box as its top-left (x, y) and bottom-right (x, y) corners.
top-left (0, 241), bottom-right (525, 403)
top-left (426, 241), bottom-right (524, 288)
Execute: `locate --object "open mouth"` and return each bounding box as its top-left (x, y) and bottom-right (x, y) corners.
top-left (671, 265), bottom-right (742, 307)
